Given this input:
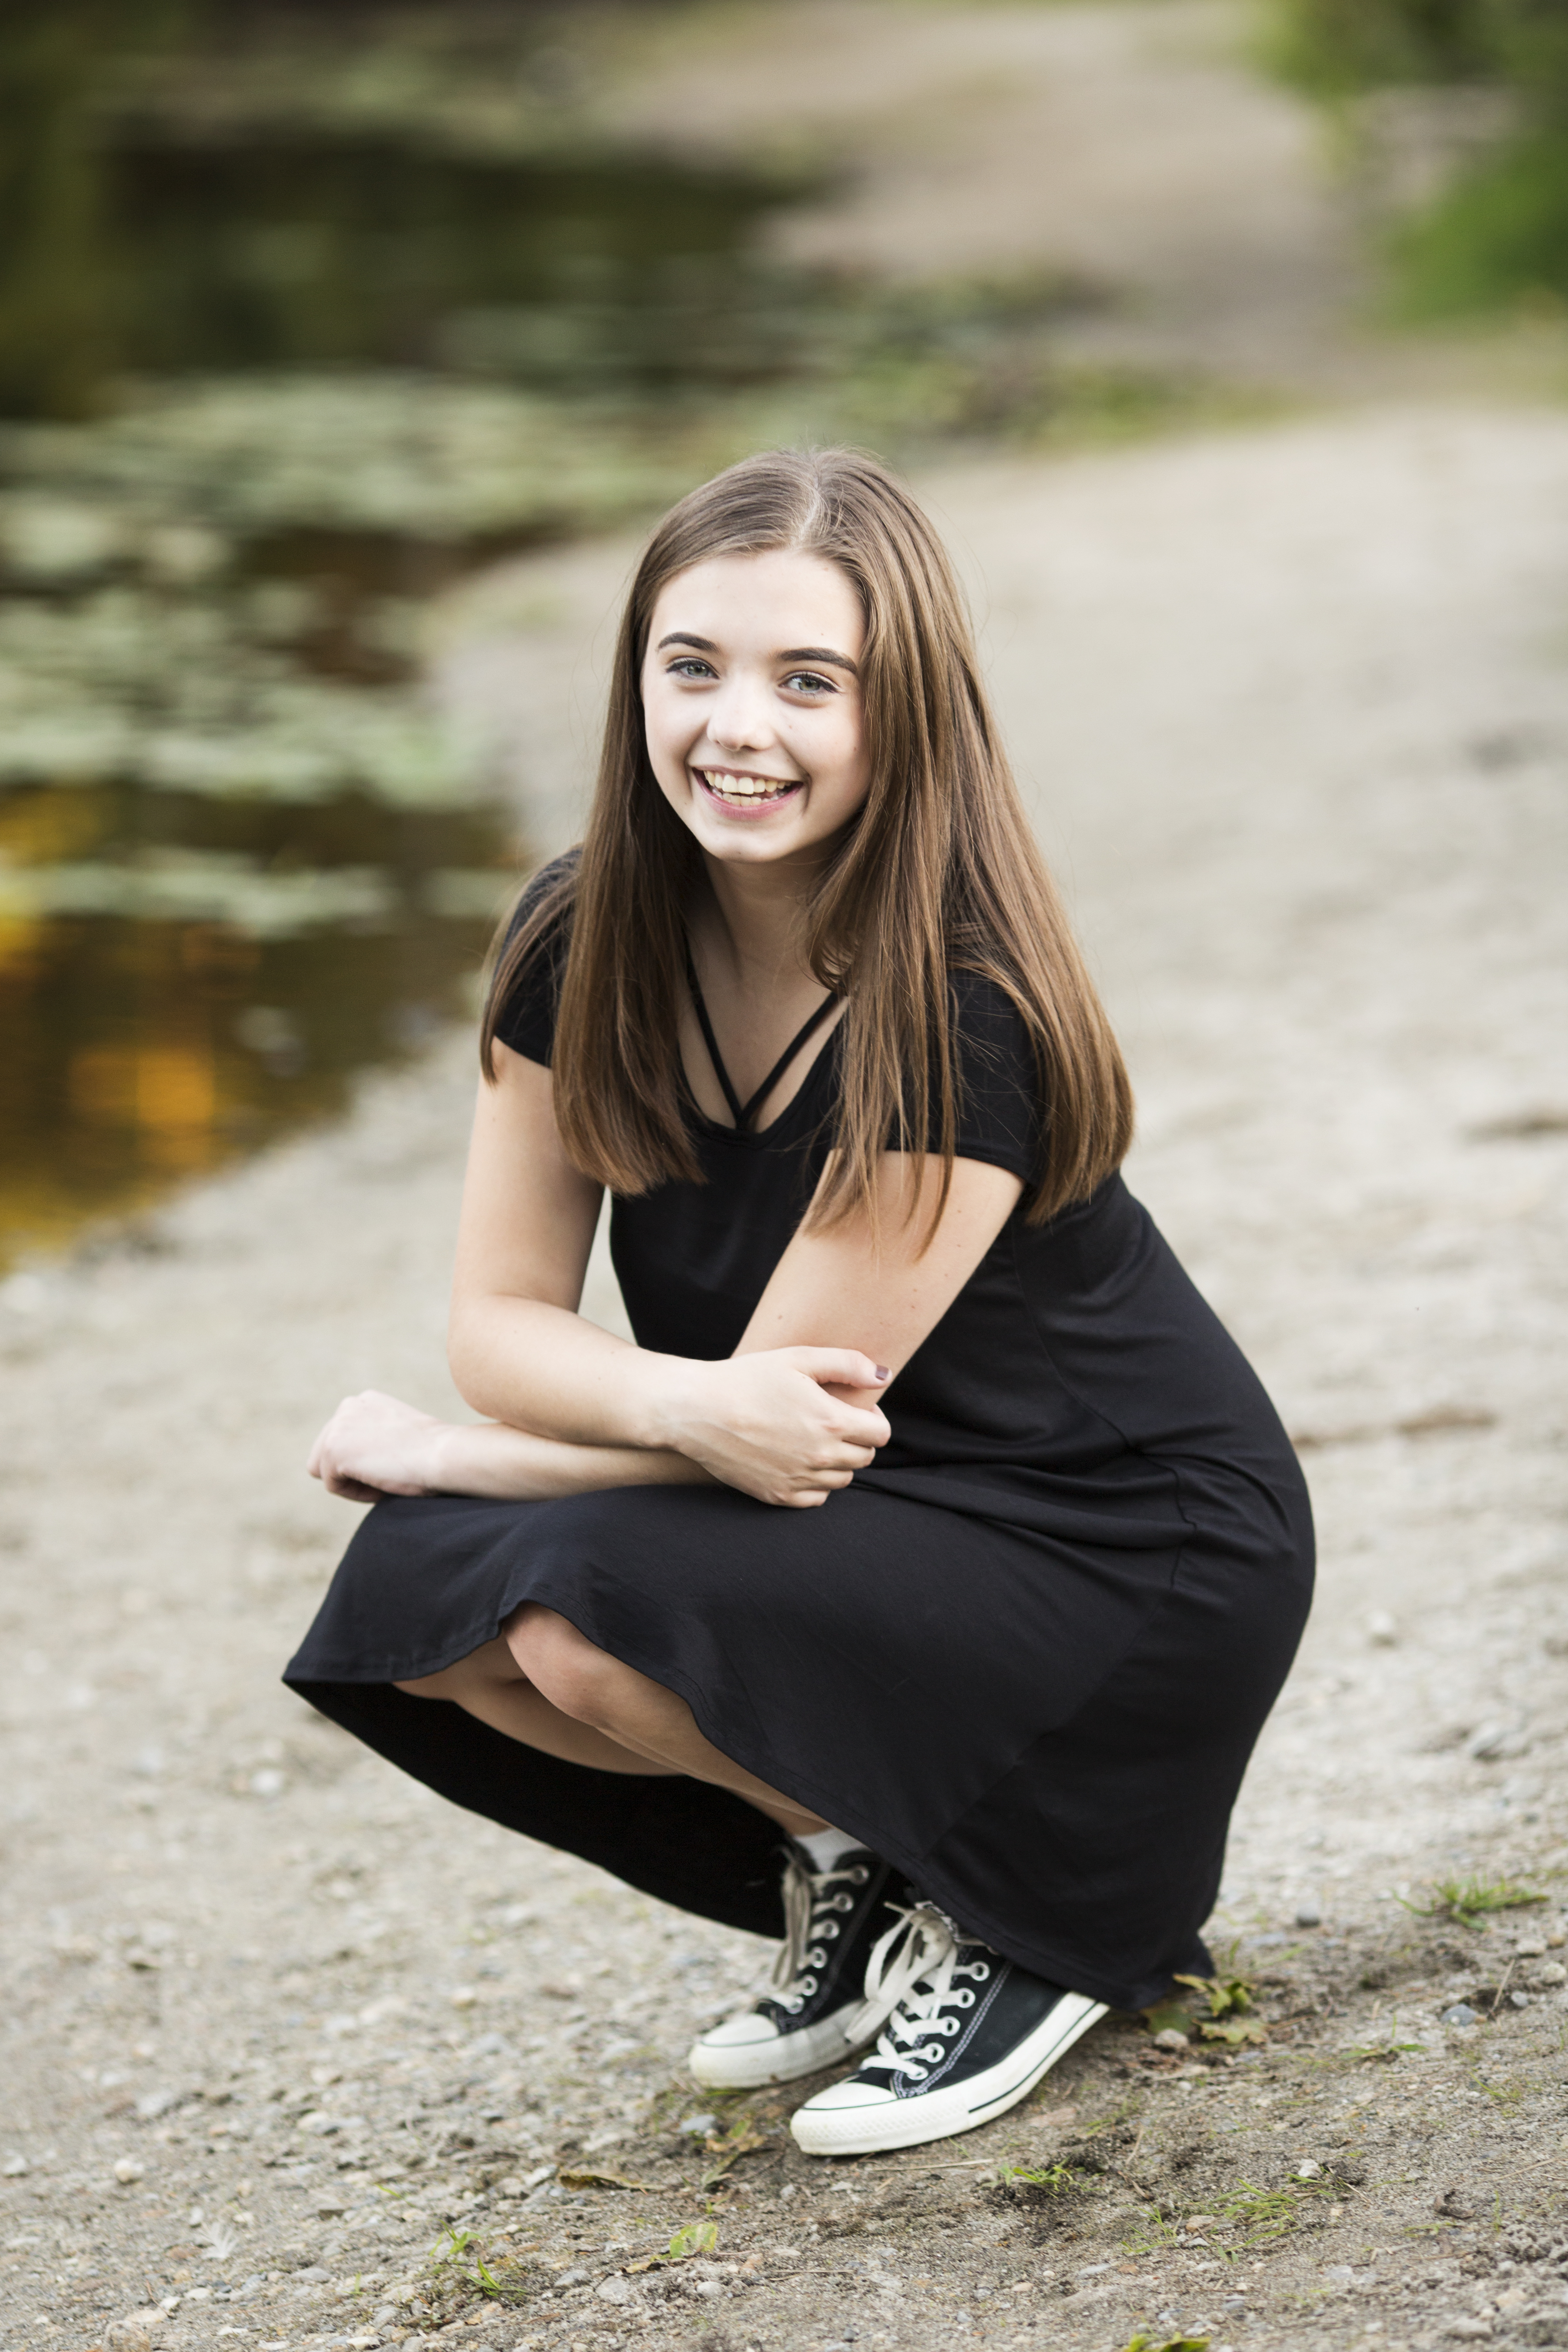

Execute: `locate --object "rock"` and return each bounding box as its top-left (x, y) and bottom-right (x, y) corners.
top-left (1515, 1935), bottom-right (1548, 1956)
top-left (1154, 2027), bottom-right (1190, 2052)
top-left (135, 2089), bottom-right (178, 2121)
top-left (371, 2307), bottom-right (399, 2327)
top-left (1535, 1962), bottom-right (1567, 1986)
top-left (596, 2277), bottom-right (635, 2305)
top-left (106, 2311), bottom-right (165, 2347)
top-left (1366, 1610), bottom-right (1398, 1646)
top-left (677, 2112), bottom-right (718, 2137)
top-left (1295, 1905), bottom-right (1322, 1927)
top-left (1295, 2160), bottom-right (1323, 2179)
top-left (1442, 2322), bottom-right (1492, 2341)
top-left (2, 2154), bottom-right (29, 2176)
top-left (1441, 2003), bottom-right (1480, 2027)
top-left (1465, 1722), bottom-right (1529, 1762)
top-left (113, 2158), bottom-right (145, 2184)
top-left (449, 1985), bottom-right (478, 2009)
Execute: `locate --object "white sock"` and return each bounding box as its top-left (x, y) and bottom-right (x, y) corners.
top-left (795, 1825), bottom-right (857, 1870)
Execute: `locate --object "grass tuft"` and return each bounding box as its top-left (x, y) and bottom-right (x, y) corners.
top-left (1410, 1875), bottom-right (1546, 1930)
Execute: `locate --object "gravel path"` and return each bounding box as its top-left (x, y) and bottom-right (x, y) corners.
top-left (4, 405), bottom-right (1568, 2352)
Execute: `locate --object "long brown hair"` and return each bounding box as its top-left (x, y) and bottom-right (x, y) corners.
top-left (481, 447), bottom-right (1131, 1231)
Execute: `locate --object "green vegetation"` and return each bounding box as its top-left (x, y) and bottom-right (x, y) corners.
top-left (1267, 0), bottom-right (1568, 315)
top-left (1173, 1968), bottom-right (1268, 2045)
top-left (1214, 2172), bottom-right (1340, 2249)
top-left (425, 2227), bottom-right (532, 2308)
top-left (1412, 1874), bottom-right (1546, 1928)
top-left (998, 2158), bottom-right (1088, 2197)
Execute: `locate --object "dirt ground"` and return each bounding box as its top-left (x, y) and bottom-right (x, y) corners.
top-left (5, 7), bottom-right (1568, 2351)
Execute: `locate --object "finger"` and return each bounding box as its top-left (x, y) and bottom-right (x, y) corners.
top-left (788, 1348), bottom-right (891, 1393)
top-left (827, 1404), bottom-right (891, 1446)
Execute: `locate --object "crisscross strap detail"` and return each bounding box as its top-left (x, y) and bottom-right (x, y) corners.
top-left (685, 951), bottom-right (841, 1134)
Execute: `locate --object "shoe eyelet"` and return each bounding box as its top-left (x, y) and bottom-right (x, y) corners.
top-left (849, 1866), bottom-right (868, 1883)
top-left (820, 1920), bottom-right (840, 1939)
top-left (970, 1961), bottom-right (991, 1980)
top-left (831, 1893), bottom-right (854, 1911)
top-left (922, 2044), bottom-right (944, 2064)
top-left (954, 1987), bottom-right (976, 2007)
top-left (797, 1975), bottom-right (818, 1995)
top-left (938, 2016), bottom-right (960, 2035)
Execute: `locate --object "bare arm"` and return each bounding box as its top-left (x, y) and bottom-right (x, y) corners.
top-left (443, 1045), bottom-right (893, 1504)
top-left (311, 1045), bottom-right (1023, 1509)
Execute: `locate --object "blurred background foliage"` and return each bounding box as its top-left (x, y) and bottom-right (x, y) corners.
top-left (1268, 0), bottom-right (1568, 315)
top-left (0, 0), bottom-right (1189, 1265)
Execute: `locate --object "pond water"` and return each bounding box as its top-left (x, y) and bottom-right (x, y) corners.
top-left (0, 96), bottom-right (1112, 1271)
top-left (0, 125), bottom-right (801, 1271)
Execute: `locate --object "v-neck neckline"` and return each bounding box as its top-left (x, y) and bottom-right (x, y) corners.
top-left (684, 952), bottom-right (843, 1140)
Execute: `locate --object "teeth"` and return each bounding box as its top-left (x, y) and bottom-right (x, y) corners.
top-left (701, 770), bottom-right (795, 801)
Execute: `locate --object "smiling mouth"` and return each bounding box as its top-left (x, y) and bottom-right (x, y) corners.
top-left (695, 767), bottom-right (804, 809)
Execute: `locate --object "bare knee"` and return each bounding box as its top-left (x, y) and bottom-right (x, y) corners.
top-left (504, 1605), bottom-right (623, 1728)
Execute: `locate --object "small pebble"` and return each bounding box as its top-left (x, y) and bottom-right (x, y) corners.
top-left (113, 2158), bottom-right (145, 2184)
top-left (2, 2155), bottom-right (28, 2176)
top-left (678, 2113), bottom-right (718, 2137)
top-left (1295, 1906), bottom-right (1322, 1928)
top-left (1154, 2027), bottom-right (1190, 2052)
top-left (1366, 1610), bottom-right (1398, 1646)
top-left (1441, 2003), bottom-right (1479, 2027)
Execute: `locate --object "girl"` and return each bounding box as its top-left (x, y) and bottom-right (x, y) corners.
top-left (288, 448), bottom-right (1313, 2158)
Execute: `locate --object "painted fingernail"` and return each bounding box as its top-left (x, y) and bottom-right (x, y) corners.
top-left (874, 1365), bottom-right (890, 1381)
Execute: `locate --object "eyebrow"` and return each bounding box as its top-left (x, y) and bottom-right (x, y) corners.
top-left (655, 631), bottom-right (859, 677)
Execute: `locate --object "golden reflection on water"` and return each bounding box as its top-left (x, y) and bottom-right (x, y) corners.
top-left (0, 845), bottom-right (508, 1272)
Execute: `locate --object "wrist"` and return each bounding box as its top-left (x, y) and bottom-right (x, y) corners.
top-left (620, 1351), bottom-right (701, 1456)
top-left (421, 1420), bottom-right (466, 1492)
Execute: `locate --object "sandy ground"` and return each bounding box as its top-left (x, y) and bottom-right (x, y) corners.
top-left (3, 399), bottom-right (1567, 2352)
top-left (601, 0), bottom-right (1362, 384)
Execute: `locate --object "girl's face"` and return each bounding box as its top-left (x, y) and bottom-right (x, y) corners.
top-left (641, 548), bottom-right (870, 870)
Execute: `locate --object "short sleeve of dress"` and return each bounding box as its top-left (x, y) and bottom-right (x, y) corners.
top-left (892, 971), bottom-right (1043, 1183)
top-left (490, 851), bottom-right (577, 1069)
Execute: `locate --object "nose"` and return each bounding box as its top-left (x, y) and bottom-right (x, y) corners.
top-left (706, 667), bottom-right (777, 755)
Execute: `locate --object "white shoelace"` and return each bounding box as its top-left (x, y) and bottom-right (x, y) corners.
top-left (841, 1900), bottom-right (994, 2074)
top-left (770, 1849), bottom-right (870, 2014)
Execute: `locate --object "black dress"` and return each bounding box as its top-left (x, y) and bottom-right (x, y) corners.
top-left (286, 874), bottom-right (1314, 2014)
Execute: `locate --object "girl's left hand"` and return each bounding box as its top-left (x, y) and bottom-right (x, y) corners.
top-left (308, 1389), bottom-right (448, 1501)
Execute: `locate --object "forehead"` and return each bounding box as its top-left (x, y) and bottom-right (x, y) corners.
top-left (647, 547), bottom-right (863, 651)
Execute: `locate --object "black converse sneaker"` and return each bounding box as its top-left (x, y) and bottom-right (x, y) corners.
top-left (687, 1843), bottom-right (900, 2090)
top-left (790, 1901), bottom-right (1105, 2155)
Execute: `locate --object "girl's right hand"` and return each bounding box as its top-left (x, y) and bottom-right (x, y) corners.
top-left (654, 1347), bottom-right (892, 1508)
top-left (308, 1388), bottom-right (448, 1502)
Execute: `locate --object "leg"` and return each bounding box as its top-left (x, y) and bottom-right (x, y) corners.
top-left (395, 1636), bottom-right (680, 1777)
top-left (505, 1604), bottom-right (830, 1839)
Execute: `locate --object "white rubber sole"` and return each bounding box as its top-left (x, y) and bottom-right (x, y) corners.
top-left (687, 2005), bottom-right (871, 2090)
top-left (789, 1993), bottom-right (1107, 2156)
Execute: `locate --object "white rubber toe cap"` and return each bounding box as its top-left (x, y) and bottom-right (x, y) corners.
top-left (785, 2075), bottom-right (894, 2113)
top-left (696, 2011), bottom-right (786, 2052)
